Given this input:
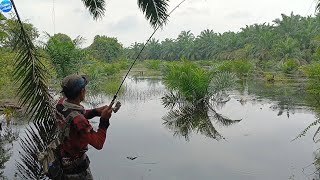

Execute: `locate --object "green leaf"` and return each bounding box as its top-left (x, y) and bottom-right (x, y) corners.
top-left (81, 0), bottom-right (106, 20)
top-left (138, 0), bottom-right (169, 28)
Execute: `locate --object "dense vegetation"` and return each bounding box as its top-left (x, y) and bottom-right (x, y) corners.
top-left (126, 13), bottom-right (320, 64)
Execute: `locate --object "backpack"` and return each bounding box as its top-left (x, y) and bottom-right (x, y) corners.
top-left (38, 110), bottom-right (80, 180)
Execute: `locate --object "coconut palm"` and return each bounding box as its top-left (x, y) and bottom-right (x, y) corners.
top-left (10, 0), bottom-right (170, 179)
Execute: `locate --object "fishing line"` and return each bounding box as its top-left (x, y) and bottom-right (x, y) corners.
top-left (110, 0), bottom-right (187, 104)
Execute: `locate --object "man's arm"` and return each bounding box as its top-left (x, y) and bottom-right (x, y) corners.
top-left (79, 103), bottom-right (113, 150)
top-left (84, 105), bottom-right (110, 119)
top-left (74, 115), bottom-right (110, 150)
top-left (84, 109), bottom-right (99, 119)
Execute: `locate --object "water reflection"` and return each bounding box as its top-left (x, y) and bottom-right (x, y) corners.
top-left (0, 115), bottom-right (19, 179)
top-left (5, 76), bottom-right (320, 179)
top-left (85, 77), bottom-right (165, 107)
top-left (237, 78), bottom-right (312, 115)
top-left (162, 92), bottom-right (241, 141)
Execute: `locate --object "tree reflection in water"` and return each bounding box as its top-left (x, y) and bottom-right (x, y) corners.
top-left (0, 118), bottom-right (19, 179)
top-left (162, 91), bottom-right (241, 141)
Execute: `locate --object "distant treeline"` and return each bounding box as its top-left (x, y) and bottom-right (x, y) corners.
top-left (125, 13), bottom-right (320, 63)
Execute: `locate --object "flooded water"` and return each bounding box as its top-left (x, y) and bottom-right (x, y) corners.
top-left (1, 77), bottom-right (320, 180)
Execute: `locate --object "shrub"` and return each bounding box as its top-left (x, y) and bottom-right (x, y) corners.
top-left (282, 59), bottom-right (299, 74)
top-left (145, 60), bottom-right (162, 70)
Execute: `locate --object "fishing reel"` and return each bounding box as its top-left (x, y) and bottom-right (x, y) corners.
top-left (112, 101), bottom-right (121, 113)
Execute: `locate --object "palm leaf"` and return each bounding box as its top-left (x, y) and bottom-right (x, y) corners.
top-left (162, 102), bottom-right (224, 141)
top-left (138, 0), bottom-right (169, 28)
top-left (208, 71), bottom-right (238, 96)
top-left (10, 0), bottom-right (56, 178)
top-left (81, 0), bottom-right (106, 20)
top-left (293, 117), bottom-right (320, 141)
top-left (16, 122), bottom-right (56, 179)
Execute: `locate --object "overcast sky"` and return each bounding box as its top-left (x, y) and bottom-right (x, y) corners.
top-left (5, 0), bottom-right (317, 47)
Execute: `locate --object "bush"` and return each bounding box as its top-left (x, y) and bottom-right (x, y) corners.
top-left (282, 59), bottom-right (299, 74)
top-left (145, 60), bottom-right (162, 70)
top-left (215, 60), bottom-right (253, 77)
top-left (300, 63), bottom-right (320, 102)
top-left (163, 60), bottom-right (211, 101)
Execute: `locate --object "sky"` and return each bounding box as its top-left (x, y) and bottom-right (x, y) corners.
top-left (3, 0), bottom-right (318, 47)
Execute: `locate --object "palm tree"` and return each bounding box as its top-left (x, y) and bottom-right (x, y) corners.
top-left (9, 0), bottom-right (170, 179)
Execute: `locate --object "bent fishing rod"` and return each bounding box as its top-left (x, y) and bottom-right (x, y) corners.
top-left (110, 0), bottom-right (187, 108)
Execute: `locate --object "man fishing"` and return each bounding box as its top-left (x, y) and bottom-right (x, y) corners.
top-left (56, 74), bottom-right (118, 179)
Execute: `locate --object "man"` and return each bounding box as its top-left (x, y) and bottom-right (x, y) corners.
top-left (56, 74), bottom-right (115, 180)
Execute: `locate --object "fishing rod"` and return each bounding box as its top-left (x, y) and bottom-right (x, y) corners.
top-left (110, 0), bottom-right (187, 109)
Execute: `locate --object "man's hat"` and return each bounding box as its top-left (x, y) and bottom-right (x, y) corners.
top-left (61, 74), bottom-right (88, 94)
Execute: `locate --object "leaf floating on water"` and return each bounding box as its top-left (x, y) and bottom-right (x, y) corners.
top-left (127, 156), bottom-right (138, 160)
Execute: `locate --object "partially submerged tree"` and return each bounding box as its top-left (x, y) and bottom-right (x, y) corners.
top-left (162, 60), bottom-right (241, 140)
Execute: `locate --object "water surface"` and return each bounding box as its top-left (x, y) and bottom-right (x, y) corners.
top-left (2, 77), bottom-right (319, 180)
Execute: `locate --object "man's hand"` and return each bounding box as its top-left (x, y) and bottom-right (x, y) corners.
top-left (95, 105), bottom-right (108, 116)
top-left (96, 101), bottom-right (121, 115)
top-left (101, 102), bottom-right (114, 120)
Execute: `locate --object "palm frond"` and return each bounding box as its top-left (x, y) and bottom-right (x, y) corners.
top-left (10, 1), bottom-right (56, 179)
top-left (11, 1), bottom-right (55, 124)
top-left (163, 102), bottom-right (224, 141)
top-left (81, 0), bottom-right (106, 20)
top-left (293, 118), bottom-right (320, 141)
top-left (161, 91), bottom-right (185, 108)
top-left (206, 100), bottom-right (242, 127)
top-left (16, 122), bottom-right (56, 179)
top-left (208, 71), bottom-right (238, 96)
top-left (138, 0), bottom-right (169, 28)
top-left (162, 105), bottom-right (195, 141)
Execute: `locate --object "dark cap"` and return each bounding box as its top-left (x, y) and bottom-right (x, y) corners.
top-left (61, 74), bottom-right (89, 94)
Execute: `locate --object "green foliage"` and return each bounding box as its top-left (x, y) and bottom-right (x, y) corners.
top-left (46, 33), bottom-right (84, 78)
top-left (0, 17), bottom-right (39, 48)
top-left (137, 0), bottom-right (169, 28)
top-left (81, 0), bottom-right (106, 20)
top-left (125, 13), bottom-right (320, 64)
top-left (0, 49), bottom-right (16, 100)
top-left (116, 59), bottom-right (130, 69)
top-left (215, 60), bottom-right (254, 77)
top-left (163, 60), bottom-right (239, 102)
top-left (282, 59), bottom-right (299, 74)
top-left (301, 63), bottom-right (320, 98)
top-left (264, 72), bottom-right (275, 81)
top-left (163, 60), bottom-right (211, 101)
top-left (86, 35), bottom-right (123, 62)
top-left (257, 60), bottom-right (276, 71)
top-left (145, 60), bottom-right (162, 70)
